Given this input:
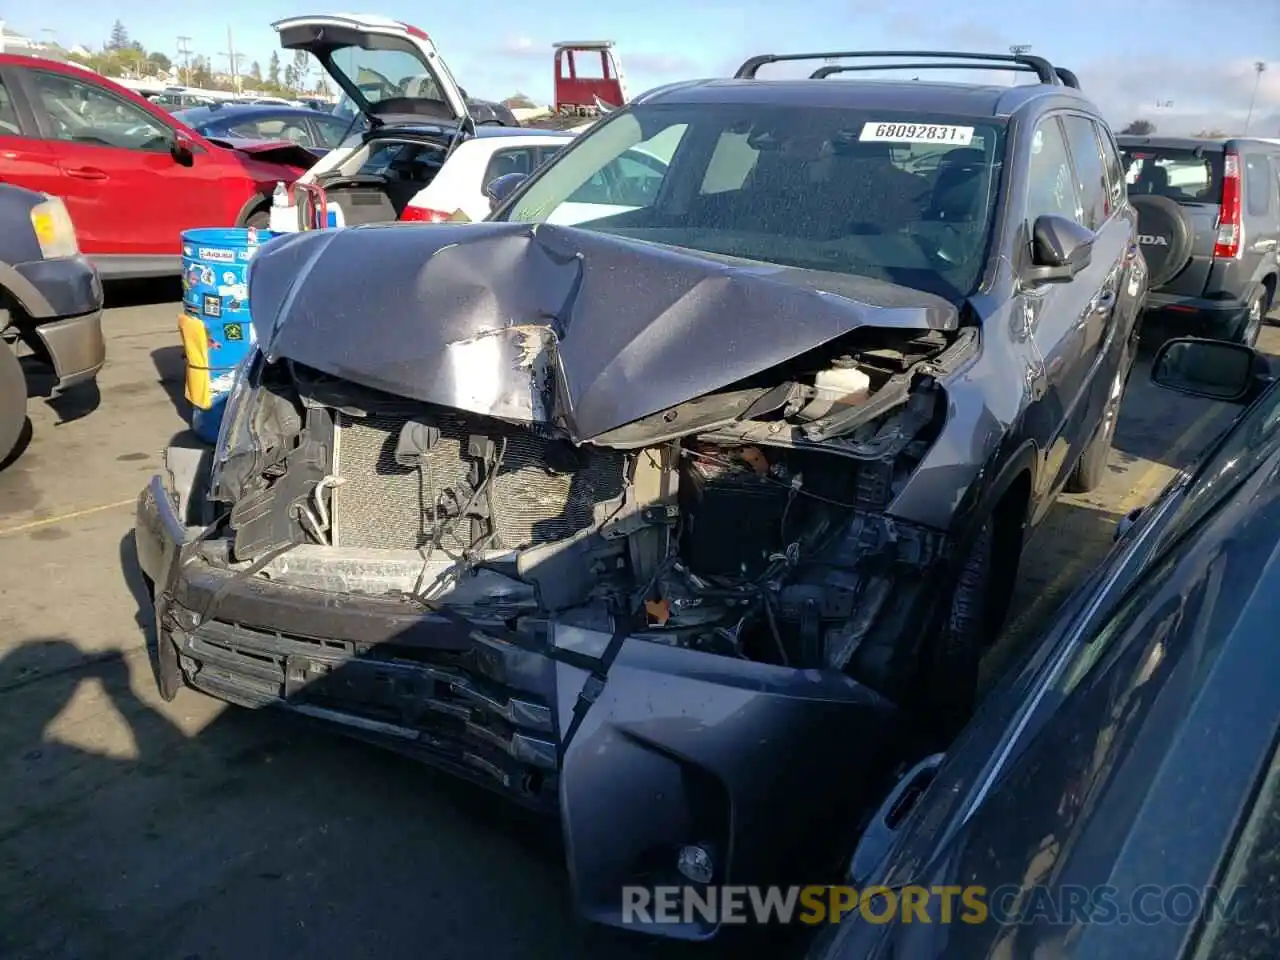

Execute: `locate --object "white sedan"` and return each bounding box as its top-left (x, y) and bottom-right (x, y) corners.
top-left (400, 129), bottom-right (576, 223)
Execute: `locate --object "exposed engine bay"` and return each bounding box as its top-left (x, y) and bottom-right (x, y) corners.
top-left (203, 325), bottom-right (970, 696)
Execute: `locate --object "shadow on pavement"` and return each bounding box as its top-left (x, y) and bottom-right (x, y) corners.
top-left (0, 546), bottom-right (759, 960)
top-left (150, 346), bottom-right (190, 423)
top-left (105, 278), bottom-right (183, 310)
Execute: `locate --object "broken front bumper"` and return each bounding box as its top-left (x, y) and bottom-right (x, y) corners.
top-left (9, 254), bottom-right (106, 390)
top-left (134, 454), bottom-right (900, 940)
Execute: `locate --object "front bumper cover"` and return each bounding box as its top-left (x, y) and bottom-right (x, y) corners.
top-left (134, 455), bottom-right (901, 940)
top-left (10, 255), bottom-right (105, 390)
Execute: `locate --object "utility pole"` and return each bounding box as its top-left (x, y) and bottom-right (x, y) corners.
top-left (177, 36), bottom-right (192, 86)
top-left (222, 26), bottom-right (243, 94)
top-left (1244, 61), bottom-right (1266, 136)
top-left (1008, 44), bottom-right (1031, 86)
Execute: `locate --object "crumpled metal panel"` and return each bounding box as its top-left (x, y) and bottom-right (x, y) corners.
top-left (248, 222), bottom-right (958, 442)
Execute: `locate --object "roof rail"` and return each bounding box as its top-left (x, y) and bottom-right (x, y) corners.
top-left (735, 50), bottom-right (1063, 86)
top-left (809, 61), bottom-right (1081, 89)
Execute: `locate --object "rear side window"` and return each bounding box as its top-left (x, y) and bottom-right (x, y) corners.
top-left (1061, 115), bottom-right (1109, 228)
top-left (1095, 123), bottom-right (1126, 213)
top-left (1243, 154), bottom-right (1273, 217)
top-left (1120, 147), bottom-right (1223, 205)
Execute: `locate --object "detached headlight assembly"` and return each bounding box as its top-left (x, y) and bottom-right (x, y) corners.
top-left (30, 195), bottom-right (80, 259)
top-left (209, 350), bottom-right (260, 500)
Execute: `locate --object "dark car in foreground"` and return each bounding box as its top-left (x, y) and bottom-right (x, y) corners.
top-left (0, 185), bottom-right (105, 464)
top-left (1117, 135), bottom-right (1280, 346)
top-left (808, 335), bottom-right (1280, 960)
top-left (174, 103), bottom-right (354, 155)
top-left (134, 49), bottom-right (1145, 938)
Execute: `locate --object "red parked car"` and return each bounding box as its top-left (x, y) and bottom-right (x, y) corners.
top-left (0, 55), bottom-right (316, 279)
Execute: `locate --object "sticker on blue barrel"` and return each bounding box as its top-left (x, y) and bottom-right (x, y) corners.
top-left (202, 294), bottom-right (222, 318)
top-left (224, 322), bottom-right (244, 341)
top-left (198, 247), bottom-right (236, 263)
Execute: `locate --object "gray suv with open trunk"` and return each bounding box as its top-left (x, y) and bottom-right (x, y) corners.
top-left (1117, 135), bottom-right (1280, 345)
top-left (134, 49), bottom-right (1145, 939)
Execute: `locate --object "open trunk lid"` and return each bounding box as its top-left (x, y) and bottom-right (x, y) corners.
top-left (273, 13), bottom-right (472, 131)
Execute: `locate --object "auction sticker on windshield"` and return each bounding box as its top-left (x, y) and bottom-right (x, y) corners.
top-left (859, 122), bottom-right (975, 145)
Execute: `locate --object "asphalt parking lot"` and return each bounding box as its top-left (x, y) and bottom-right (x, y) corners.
top-left (1, 284), bottom-right (1274, 960)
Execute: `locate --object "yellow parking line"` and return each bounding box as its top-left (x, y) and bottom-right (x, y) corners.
top-left (0, 498), bottom-right (136, 538)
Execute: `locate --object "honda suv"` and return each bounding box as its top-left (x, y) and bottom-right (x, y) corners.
top-left (134, 50), bottom-right (1145, 939)
top-left (1117, 135), bottom-right (1280, 345)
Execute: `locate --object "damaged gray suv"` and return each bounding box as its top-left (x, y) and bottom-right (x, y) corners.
top-left (133, 50), bottom-right (1145, 939)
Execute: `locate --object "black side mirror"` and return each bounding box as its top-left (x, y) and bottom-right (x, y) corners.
top-left (171, 134), bottom-right (195, 167)
top-left (485, 172), bottom-right (528, 213)
top-left (1023, 214), bottom-right (1095, 285)
top-left (1151, 336), bottom-right (1266, 403)
top-left (459, 87), bottom-right (470, 100)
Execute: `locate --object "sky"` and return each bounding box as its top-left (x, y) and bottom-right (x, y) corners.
top-left (10, 0), bottom-right (1280, 136)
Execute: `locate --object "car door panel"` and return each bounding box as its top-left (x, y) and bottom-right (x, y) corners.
top-left (1019, 116), bottom-right (1104, 498)
top-left (0, 67), bottom-right (60, 194)
top-left (16, 66), bottom-right (234, 258)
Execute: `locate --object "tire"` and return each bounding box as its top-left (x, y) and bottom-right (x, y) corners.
top-left (922, 518), bottom-right (995, 741)
top-left (0, 342), bottom-right (28, 466)
top-left (243, 207), bottom-right (271, 229)
top-left (1066, 359), bottom-right (1128, 494)
top-left (1234, 289), bottom-right (1267, 348)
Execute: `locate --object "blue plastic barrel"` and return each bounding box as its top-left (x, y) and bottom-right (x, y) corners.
top-left (179, 227), bottom-right (274, 444)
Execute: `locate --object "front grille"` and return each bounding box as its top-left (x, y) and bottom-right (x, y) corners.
top-left (332, 410), bottom-right (626, 551)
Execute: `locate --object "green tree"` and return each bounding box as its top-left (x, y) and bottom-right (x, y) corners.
top-left (1120, 119), bottom-right (1156, 135)
top-left (267, 51), bottom-right (281, 87)
top-left (249, 60), bottom-right (262, 82)
top-left (190, 55), bottom-right (213, 88)
top-left (107, 20), bottom-right (128, 50)
top-left (147, 51), bottom-right (172, 73)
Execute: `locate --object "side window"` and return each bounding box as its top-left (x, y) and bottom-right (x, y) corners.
top-left (537, 145), bottom-right (565, 166)
top-left (1094, 122), bottom-right (1127, 214)
top-left (313, 116), bottom-right (352, 149)
top-left (1061, 115), bottom-right (1108, 229)
top-left (0, 75), bottom-right (21, 135)
top-left (1244, 154), bottom-right (1272, 217)
top-left (564, 126), bottom-right (683, 209)
top-left (484, 147), bottom-right (539, 185)
top-left (29, 71), bottom-right (171, 151)
top-left (1025, 118), bottom-right (1081, 227)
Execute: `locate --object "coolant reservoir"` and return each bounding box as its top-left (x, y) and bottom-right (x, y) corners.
top-left (798, 358), bottom-right (872, 421)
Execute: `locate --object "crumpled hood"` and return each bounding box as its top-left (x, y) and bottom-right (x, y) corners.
top-left (248, 222), bottom-right (958, 441)
top-left (211, 137), bottom-right (319, 171)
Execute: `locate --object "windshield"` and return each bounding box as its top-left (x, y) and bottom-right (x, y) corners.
top-left (1120, 146), bottom-right (1224, 205)
top-left (498, 102), bottom-right (1006, 299)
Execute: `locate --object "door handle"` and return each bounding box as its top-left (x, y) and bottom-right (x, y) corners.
top-left (65, 166), bottom-right (107, 180)
top-left (1125, 243), bottom-right (1140, 262)
top-left (1092, 290), bottom-right (1117, 314)
top-left (1253, 238), bottom-right (1278, 252)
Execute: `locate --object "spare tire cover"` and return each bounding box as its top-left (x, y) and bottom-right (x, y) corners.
top-left (1131, 195), bottom-right (1195, 288)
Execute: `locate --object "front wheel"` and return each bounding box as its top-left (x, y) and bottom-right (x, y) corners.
top-left (921, 519), bottom-right (997, 742)
top-left (0, 342), bottom-right (28, 467)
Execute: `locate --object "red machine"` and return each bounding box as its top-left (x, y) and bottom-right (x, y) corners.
top-left (553, 41), bottom-right (628, 117)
